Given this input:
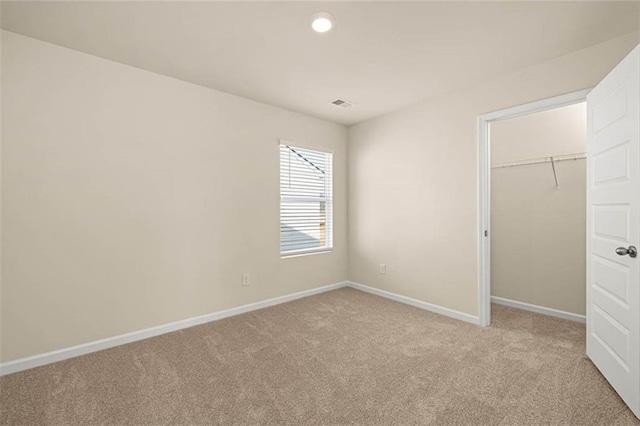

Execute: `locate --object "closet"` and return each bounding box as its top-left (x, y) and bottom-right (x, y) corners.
top-left (490, 102), bottom-right (587, 319)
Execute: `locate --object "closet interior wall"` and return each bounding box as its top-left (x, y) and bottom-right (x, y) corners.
top-left (490, 102), bottom-right (587, 316)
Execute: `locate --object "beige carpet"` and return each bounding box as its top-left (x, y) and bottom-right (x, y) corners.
top-left (1, 287), bottom-right (638, 425)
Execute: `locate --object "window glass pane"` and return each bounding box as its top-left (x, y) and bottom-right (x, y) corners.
top-left (281, 201), bottom-right (326, 252)
top-left (280, 144), bottom-right (332, 255)
top-left (280, 146), bottom-right (328, 198)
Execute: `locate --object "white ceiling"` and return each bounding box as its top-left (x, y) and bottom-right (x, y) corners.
top-left (1, 1), bottom-right (638, 125)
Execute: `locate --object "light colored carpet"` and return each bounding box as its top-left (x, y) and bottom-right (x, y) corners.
top-left (1, 287), bottom-right (638, 425)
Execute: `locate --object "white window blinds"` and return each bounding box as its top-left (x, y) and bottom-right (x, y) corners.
top-left (280, 144), bottom-right (333, 256)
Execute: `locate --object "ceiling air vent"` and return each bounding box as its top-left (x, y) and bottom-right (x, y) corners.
top-left (331, 99), bottom-right (355, 109)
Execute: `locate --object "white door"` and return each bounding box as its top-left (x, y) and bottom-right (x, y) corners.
top-left (587, 45), bottom-right (640, 418)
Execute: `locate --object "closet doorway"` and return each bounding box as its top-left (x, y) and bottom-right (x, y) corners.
top-left (477, 89), bottom-right (590, 327)
top-left (491, 101), bottom-right (587, 321)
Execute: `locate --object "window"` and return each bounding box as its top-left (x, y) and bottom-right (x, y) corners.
top-left (280, 144), bottom-right (333, 256)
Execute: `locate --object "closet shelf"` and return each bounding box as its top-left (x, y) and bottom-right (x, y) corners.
top-left (491, 152), bottom-right (586, 169)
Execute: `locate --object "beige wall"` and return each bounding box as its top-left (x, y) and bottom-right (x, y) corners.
top-left (491, 103), bottom-right (586, 315)
top-left (348, 32), bottom-right (638, 317)
top-left (491, 103), bottom-right (587, 165)
top-left (1, 31), bottom-right (348, 362)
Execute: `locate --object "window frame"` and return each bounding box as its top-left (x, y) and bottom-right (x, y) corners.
top-left (279, 141), bottom-right (334, 258)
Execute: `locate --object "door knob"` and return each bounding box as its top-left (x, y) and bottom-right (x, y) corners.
top-left (616, 246), bottom-right (638, 258)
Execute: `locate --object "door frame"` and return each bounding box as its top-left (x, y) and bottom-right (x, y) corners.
top-left (477, 88), bottom-right (592, 327)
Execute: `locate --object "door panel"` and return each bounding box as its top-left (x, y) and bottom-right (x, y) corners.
top-left (592, 255), bottom-right (629, 307)
top-left (592, 142), bottom-right (629, 185)
top-left (587, 45), bottom-right (640, 418)
top-left (593, 204), bottom-right (630, 241)
top-left (593, 84), bottom-right (627, 132)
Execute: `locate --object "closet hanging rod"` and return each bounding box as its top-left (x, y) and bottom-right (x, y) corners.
top-left (491, 152), bottom-right (586, 169)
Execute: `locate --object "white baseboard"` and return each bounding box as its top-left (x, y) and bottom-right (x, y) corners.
top-left (491, 296), bottom-right (586, 323)
top-left (347, 281), bottom-right (480, 325)
top-left (1, 280), bottom-right (488, 376)
top-left (0, 281), bottom-right (348, 376)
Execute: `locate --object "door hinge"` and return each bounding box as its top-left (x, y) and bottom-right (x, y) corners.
top-left (484, 230), bottom-right (488, 237)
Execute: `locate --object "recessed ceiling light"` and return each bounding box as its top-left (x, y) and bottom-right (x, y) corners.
top-left (310, 12), bottom-right (334, 33)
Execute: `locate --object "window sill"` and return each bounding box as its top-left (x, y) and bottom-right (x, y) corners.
top-left (281, 248), bottom-right (333, 259)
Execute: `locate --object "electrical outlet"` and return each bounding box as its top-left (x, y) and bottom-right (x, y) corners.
top-left (379, 264), bottom-right (386, 274)
top-left (242, 273), bottom-right (250, 286)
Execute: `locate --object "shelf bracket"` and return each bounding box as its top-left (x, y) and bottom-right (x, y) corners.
top-left (550, 156), bottom-right (559, 189)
